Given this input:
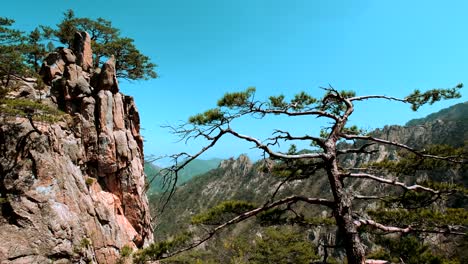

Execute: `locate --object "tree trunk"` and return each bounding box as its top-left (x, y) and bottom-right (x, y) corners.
top-left (326, 156), bottom-right (366, 264)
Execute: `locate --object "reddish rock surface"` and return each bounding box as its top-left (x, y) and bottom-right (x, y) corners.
top-left (0, 32), bottom-right (153, 263)
top-left (74, 31), bottom-right (93, 71)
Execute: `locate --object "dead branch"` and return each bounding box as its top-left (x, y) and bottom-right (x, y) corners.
top-left (346, 173), bottom-right (439, 194)
top-left (355, 219), bottom-right (466, 236)
top-left (337, 143), bottom-right (377, 155)
top-left (225, 128), bottom-right (326, 160)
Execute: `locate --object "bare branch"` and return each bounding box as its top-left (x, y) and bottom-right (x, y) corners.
top-left (346, 173), bottom-right (439, 194)
top-left (269, 129), bottom-right (325, 149)
top-left (355, 219), bottom-right (466, 236)
top-left (353, 195), bottom-right (386, 200)
top-left (355, 219), bottom-right (411, 233)
top-left (349, 95), bottom-right (408, 103)
top-left (263, 174), bottom-right (294, 206)
top-left (225, 128), bottom-right (326, 160)
top-left (154, 129), bottom-right (228, 214)
top-left (337, 143), bottom-right (377, 155)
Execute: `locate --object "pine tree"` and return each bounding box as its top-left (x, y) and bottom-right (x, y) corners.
top-left (148, 85), bottom-right (466, 263)
top-left (41, 9), bottom-right (157, 80)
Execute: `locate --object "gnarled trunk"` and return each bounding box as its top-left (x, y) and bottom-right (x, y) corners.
top-left (326, 155), bottom-right (366, 264)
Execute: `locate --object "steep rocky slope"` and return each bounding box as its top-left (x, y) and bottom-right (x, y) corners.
top-left (0, 32), bottom-right (152, 263)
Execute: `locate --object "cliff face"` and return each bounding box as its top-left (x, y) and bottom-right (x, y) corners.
top-left (0, 32), bottom-right (152, 263)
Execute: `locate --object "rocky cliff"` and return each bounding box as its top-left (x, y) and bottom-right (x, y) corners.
top-left (0, 32), bottom-right (152, 263)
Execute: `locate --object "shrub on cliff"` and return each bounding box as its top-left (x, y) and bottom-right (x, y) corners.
top-left (42, 9), bottom-right (157, 80)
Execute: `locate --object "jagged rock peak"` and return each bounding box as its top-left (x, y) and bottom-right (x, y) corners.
top-left (74, 31), bottom-right (93, 71)
top-left (0, 31), bottom-right (152, 263)
top-left (219, 154), bottom-right (253, 173)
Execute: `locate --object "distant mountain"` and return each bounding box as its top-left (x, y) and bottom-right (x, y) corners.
top-left (406, 101), bottom-right (468, 126)
top-left (145, 158), bottom-right (222, 194)
top-left (177, 158), bottom-right (223, 184)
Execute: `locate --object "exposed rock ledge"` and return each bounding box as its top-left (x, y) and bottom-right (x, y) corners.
top-left (0, 32), bottom-right (152, 263)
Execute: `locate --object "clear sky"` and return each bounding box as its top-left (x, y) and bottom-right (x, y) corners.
top-left (2, 0), bottom-right (467, 162)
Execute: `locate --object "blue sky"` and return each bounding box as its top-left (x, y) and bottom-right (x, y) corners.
top-left (2, 0), bottom-right (467, 162)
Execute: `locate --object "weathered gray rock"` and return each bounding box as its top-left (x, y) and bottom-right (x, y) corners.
top-left (17, 81), bottom-right (37, 99)
top-left (75, 75), bottom-right (92, 95)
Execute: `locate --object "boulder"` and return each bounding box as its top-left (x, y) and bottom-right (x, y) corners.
top-left (39, 52), bottom-right (65, 84)
top-left (97, 56), bottom-right (119, 93)
top-left (60, 48), bottom-right (76, 64)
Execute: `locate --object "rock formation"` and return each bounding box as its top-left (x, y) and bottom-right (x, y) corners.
top-left (0, 31), bottom-right (152, 263)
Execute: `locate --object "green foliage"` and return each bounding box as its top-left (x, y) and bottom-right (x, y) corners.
top-left (268, 91), bottom-right (318, 111)
top-left (85, 177), bottom-right (95, 186)
top-left (368, 235), bottom-right (460, 264)
top-left (342, 125), bottom-right (365, 135)
top-left (319, 128), bottom-right (330, 139)
top-left (406, 84), bottom-right (463, 111)
top-left (339, 90), bottom-right (356, 98)
top-left (0, 98), bottom-right (65, 122)
top-left (257, 208), bottom-right (289, 225)
top-left (161, 251), bottom-right (218, 264)
top-left (0, 18), bottom-right (31, 87)
top-left (0, 17), bottom-right (50, 86)
top-left (44, 9), bottom-right (157, 81)
top-left (269, 94), bottom-right (287, 108)
top-left (0, 17), bottom-right (22, 43)
top-left (158, 86), bottom-right (467, 263)
top-left (319, 90), bottom-right (348, 115)
top-left (105, 37), bottom-right (157, 80)
top-left (368, 208), bottom-right (468, 228)
top-left (191, 200), bottom-right (256, 225)
top-left (249, 227), bottom-right (318, 264)
top-left (120, 244), bottom-right (133, 257)
top-left (133, 232), bottom-right (192, 264)
top-left (159, 227), bottom-right (318, 264)
top-left (287, 144), bottom-right (297, 155)
top-left (80, 238), bottom-right (92, 248)
top-left (258, 208), bottom-right (335, 227)
top-left (290, 91), bottom-right (317, 110)
top-left (217, 87), bottom-right (256, 108)
top-left (188, 108), bottom-right (224, 125)
top-left (271, 157), bottom-right (325, 182)
top-left (23, 28), bottom-right (47, 73)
